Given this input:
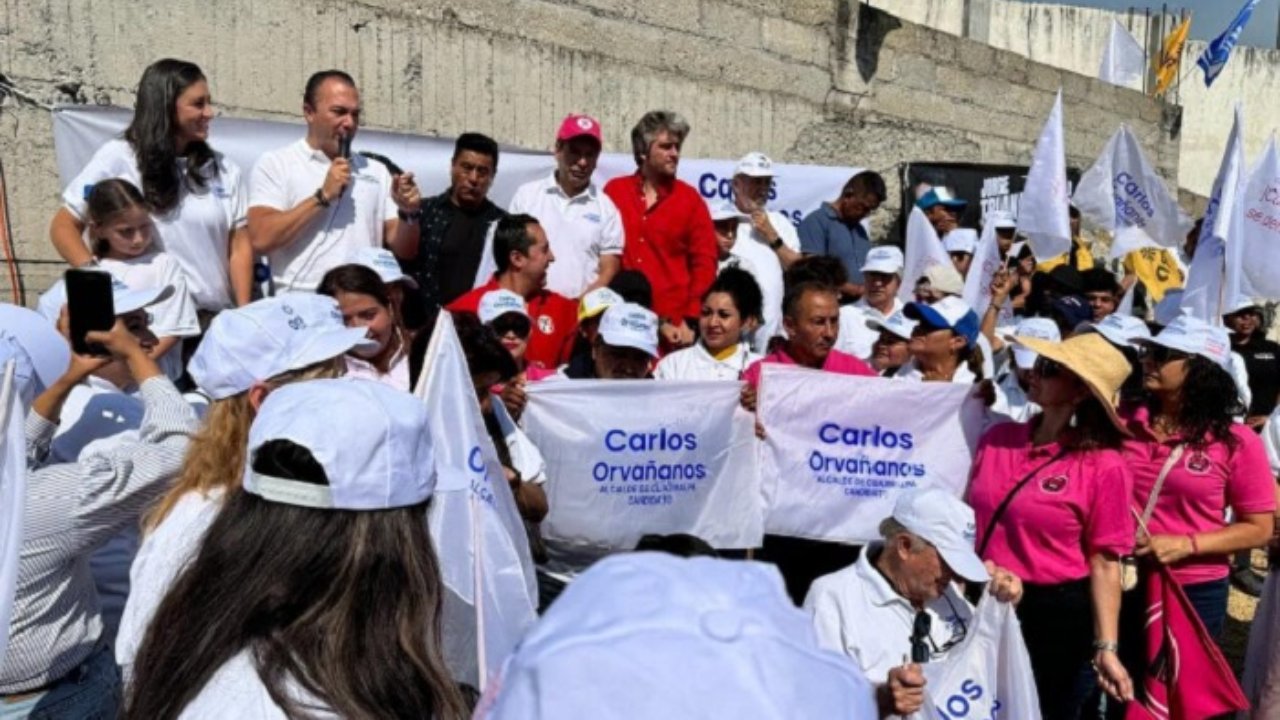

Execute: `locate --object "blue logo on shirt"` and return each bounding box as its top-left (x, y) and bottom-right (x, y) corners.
top-left (584, 213), bottom-right (601, 223)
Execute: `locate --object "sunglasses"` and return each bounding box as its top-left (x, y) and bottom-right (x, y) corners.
top-left (911, 611), bottom-right (932, 664)
top-left (1146, 345), bottom-right (1190, 366)
top-left (491, 314), bottom-right (532, 339)
top-left (1033, 357), bottom-right (1064, 378)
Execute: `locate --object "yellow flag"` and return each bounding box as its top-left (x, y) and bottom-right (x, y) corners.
top-left (1153, 16), bottom-right (1191, 97)
top-left (1123, 248), bottom-right (1184, 302)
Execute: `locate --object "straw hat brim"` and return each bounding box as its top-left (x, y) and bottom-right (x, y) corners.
top-left (1011, 334), bottom-right (1133, 437)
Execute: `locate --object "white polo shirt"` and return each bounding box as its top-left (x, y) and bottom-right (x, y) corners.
top-left (836, 297), bottom-right (905, 362)
top-left (508, 173), bottom-right (624, 298)
top-left (654, 342), bottom-right (760, 381)
top-left (249, 139), bottom-right (396, 293)
top-left (804, 543), bottom-right (974, 687)
top-left (726, 213), bottom-right (800, 354)
top-left (63, 139), bottom-right (248, 311)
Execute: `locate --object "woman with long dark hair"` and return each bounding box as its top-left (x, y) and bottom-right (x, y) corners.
top-left (125, 379), bottom-right (469, 719)
top-left (51, 58), bottom-right (252, 312)
top-left (1121, 314), bottom-right (1274, 637)
top-left (967, 333), bottom-right (1135, 719)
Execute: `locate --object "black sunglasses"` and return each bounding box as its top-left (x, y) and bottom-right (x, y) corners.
top-left (1033, 357), bottom-right (1064, 378)
top-left (491, 314), bottom-right (532, 339)
top-left (1146, 345), bottom-right (1190, 365)
top-left (911, 611), bottom-right (932, 664)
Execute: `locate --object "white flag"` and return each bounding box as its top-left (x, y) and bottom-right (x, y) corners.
top-left (1117, 281), bottom-right (1137, 317)
top-left (0, 361), bottom-right (27, 663)
top-left (1183, 105), bottom-right (1249, 322)
top-left (1241, 133), bottom-right (1280, 299)
top-left (923, 596), bottom-right (1043, 720)
top-left (758, 365), bottom-right (985, 544)
top-left (962, 220), bottom-right (1008, 318)
top-left (522, 379), bottom-right (763, 550)
top-left (900, 206), bottom-right (953, 302)
top-left (413, 312), bottom-right (538, 690)
top-left (1017, 91), bottom-right (1073, 261)
top-left (1072, 125), bottom-right (1190, 259)
top-left (1099, 19), bottom-right (1145, 89)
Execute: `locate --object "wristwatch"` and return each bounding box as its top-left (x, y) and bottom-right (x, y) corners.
top-left (314, 188), bottom-right (331, 208)
top-left (769, 237), bottom-right (784, 251)
top-left (398, 209), bottom-right (423, 223)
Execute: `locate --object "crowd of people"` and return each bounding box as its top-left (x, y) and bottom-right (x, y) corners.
top-left (0, 56), bottom-right (1278, 719)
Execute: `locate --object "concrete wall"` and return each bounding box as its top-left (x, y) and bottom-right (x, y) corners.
top-left (0, 0), bottom-right (1176, 304)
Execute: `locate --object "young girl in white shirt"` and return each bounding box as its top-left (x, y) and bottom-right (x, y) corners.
top-left (655, 267), bottom-right (763, 381)
top-left (87, 179), bottom-right (200, 381)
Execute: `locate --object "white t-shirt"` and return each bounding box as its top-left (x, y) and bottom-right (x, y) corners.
top-left (508, 173), bottom-right (623, 298)
top-left (178, 651), bottom-right (336, 719)
top-left (343, 350), bottom-right (410, 392)
top-left (99, 252), bottom-right (201, 381)
top-left (726, 213), bottom-right (799, 354)
top-left (63, 139), bottom-right (248, 310)
top-left (804, 544), bottom-right (974, 688)
top-left (654, 342), bottom-right (760, 381)
top-left (249, 139), bottom-right (396, 292)
top-left (836, 297), bottom-right (905, 362)
top-left (117, 489), bottom-right (224, 687)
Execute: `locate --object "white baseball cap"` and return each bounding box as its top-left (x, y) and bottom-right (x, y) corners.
top-left (478, 289), bottom-right (528, 324)
top-left (1007, 317), bottom-right (1060, 370)
top-left (734, 151), bottom-right (774, 178)
top-left (867, 310), bottom-right (917, 341)
top-left (860, 246), bottom-right (905, 276)
top-left (987, 210), bottom-right (1017, 230)
top-left (37, 273), bottom-right (174, 321)
top-left (578, 287), bottom-right (624, 322)
top-left (1138, 309), bottom-right (1233, 369)
top-left (480, 553), bottom-right (877, 719)
top-left (243, 378), bottom-right (435, 510)
top-left (0, 303), bottom-right (70, 395)
top-left (707, 198), bottom-right (745, 223)
top-left (918, 263), bottom-right (965, 297)
top-left (892, 488), bottom-right (989, 583)
top-left (347, 246), bottom-right (418, 289)
top-left (1091, 313), bottom-right (1152, 349)
top-left (189, 295), bottom-right (376, 400)
top-left (598, 302), bottom-right (659, 358)
top-left (942, 229), bottom-right (978, 255)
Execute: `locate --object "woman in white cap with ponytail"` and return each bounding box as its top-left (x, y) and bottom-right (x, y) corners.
top-left (317, 247), bottom-right (419, 390)
top-left (115, 295), bottom-right (374, 684)
top-left (125, 379), bottom-right (469, 719)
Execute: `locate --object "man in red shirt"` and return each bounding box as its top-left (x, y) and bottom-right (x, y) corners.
top-left (448, 214), bottom-right (578, 369)
top-left (604, 110), bottom-right (717, 350)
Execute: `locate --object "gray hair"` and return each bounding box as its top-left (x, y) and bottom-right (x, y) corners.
top-left (630, 110), bottom-right (690, 166)
top-left (878, 517), bottom-right (929, 553)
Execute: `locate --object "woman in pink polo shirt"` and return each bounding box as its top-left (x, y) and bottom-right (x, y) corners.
top-left (967, 333), bottom-right (1135, 720)
top-left (1121, 313), bottom-right (1274, 640)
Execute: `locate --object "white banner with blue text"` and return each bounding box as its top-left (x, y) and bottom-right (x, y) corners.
top-left (522, 379), bottom-right (762, 550)
top-left (758, 365), bottom-right (986, 544)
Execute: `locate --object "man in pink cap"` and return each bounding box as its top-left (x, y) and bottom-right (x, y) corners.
top-left (509, 114), bottom-right (623, 298)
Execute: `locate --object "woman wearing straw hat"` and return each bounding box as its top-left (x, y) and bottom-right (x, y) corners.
top-left (966, 333), bottom-right (1136, 720)
top-left (125, 379), bottom-right (469, 719)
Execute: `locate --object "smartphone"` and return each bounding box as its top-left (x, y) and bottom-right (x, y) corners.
top-left (65, 268), bottom-right (115, 356)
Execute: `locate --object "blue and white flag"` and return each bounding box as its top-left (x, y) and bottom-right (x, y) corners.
top-left (1182, 105), bottom-right (1251, 322)
top-left (1197, 0), bottom-right (1260, 87)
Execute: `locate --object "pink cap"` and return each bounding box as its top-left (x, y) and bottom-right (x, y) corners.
top-left (556, 114), bottom-right (602, 143)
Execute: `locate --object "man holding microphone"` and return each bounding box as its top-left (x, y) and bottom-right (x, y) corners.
top-left (248, 70), bottom-right (421, 294)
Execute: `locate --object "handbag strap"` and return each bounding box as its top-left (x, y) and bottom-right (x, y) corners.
top-left (1136, 444), bottom-right (1185, 535)
top-left (977, 449), bottom-right (1068, 558)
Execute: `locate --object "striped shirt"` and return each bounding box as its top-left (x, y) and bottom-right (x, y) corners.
top-left (0, 377), bottom-right (196, 693)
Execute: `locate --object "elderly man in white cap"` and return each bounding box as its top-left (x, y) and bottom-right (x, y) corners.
top-left (720, 152), bottom-right (800, 352)
top-left (804, 488), bottom-right (1023, 719)
top-left (836, 246), bottom-right (906, 361)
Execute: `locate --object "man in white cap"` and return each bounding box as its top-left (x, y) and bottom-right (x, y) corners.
top-left (726, 153), bottom-right (802, 351)
top-left (509, 114), bottom-right (623, 298)
top-left (707, 200), bottom-right (756, 278)
top-left (835, 246), bottom-right (906, 361)
top-left (988, 210), bottom-right (1018, 260)
top-left (804, 488), bottom-right (1023, 719)
top-left (943, 228), bottom-right (977, 279)
top-left (555, 302), bottom-right (659, 380)
top-left (868, 311), bottom-right (917, 377)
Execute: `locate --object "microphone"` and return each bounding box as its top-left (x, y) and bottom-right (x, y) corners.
top-left (338, 133), bottom-right (352, 160)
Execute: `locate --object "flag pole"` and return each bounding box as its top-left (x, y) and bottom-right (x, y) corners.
top-left (472, 491), bottom-right (488, 692)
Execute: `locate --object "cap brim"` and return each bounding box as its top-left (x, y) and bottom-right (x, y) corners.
top-left (735, 168), bottom-right (773, 178)
top-left (1013, 335), bottom-right (1131, 437)
top-left (860, 263), bottom-right (903, 276)
top-left (599, 328), bottom-right (658, 358)
top-left (936, 542), bottom-right (990, 583)
top-left (115, 285), bottom-right (175, 315)
top-left (292, 327), bottom-right (379, 370)
top-left (866, 318), bottom-right (910, 341)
